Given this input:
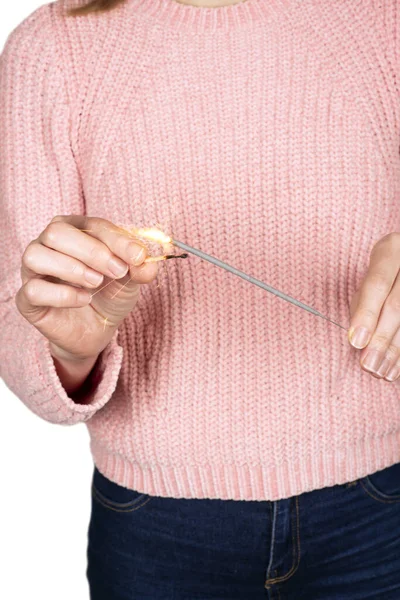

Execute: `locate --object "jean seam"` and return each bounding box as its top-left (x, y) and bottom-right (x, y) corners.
top-left (91, 481), bottom-right (149, 508)
top-left (265, 497), bottom-right (301, 586)
top-left (266, 501), bottom-right (277, 581)
top-left (92, 485), bottom-right (152, 513)
top-left (268, 573), bottom-right (279, 600)
top-left (359, 478), bottom-right (400, 505)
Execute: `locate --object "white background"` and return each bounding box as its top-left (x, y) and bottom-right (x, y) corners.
top-left (1, 5), bottom-right (93, 598)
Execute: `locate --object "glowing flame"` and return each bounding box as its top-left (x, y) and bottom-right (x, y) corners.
top-left (144, 255), bottom-right (168, 263)
top-left (130, 227), bottom-right (172, 246)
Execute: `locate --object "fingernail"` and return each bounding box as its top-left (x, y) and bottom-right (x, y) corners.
top-left (84, 270), bottom-right (104, 286)
top-left (362, 349), bottom-right (384, 373)
top-left (349, 326), bottom-right (370, 349)
top-left (385, 364), bottom-right (400, 381)
top-left (108, 257), bottom-right (128, 277)
top-left (376, 357), bottom-right (392, 378)
top-left (129, 245), bottom-right (146, 266)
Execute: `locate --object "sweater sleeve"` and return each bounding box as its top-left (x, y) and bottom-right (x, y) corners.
top-left (0, 4), bottom-right (124, 425)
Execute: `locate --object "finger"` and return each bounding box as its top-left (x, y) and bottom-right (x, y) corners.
top-left (49, 215), bottom-right (148, 268)
top-left (128, 260), bottom-right (159, 285)
top-left (348, 234), bottom-right (400, 349)
top-left (16, 278), bottom-right (91, 316)
top-left (100, 261), bottom-right (160, 300)
top-left (21, 242), bottom-right (104, 288)
top-left (382, 327), bottom-right (400, 381)
top-left (357, 271), bottom-right (400, 377)
top-left (39, 221), bottom-right (132, 280)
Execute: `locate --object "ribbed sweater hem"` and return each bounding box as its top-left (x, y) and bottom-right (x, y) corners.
top-left (91, 431), bottom-right (400, 501)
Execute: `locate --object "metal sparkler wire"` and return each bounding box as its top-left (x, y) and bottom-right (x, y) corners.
top-left (172, 239), bottom-right (348, 331)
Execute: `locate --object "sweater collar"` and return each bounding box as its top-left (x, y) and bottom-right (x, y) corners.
top-left (128, 0), bottom-right (280, 32)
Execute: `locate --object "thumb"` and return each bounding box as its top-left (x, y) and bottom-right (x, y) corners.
top-left (88, 260), bottom-right (159, 324)
top-left (349, 287), bottom-right (361, 320)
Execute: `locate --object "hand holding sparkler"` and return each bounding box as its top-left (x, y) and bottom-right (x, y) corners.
top-left (15, 215), bottom-right (163, 395)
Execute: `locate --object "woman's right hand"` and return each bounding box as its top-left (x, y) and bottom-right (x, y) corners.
top-left (15, 215), bottom-right (159, 363)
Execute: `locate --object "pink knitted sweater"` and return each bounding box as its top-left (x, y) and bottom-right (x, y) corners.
top-left (1, 0), bottom-right (400, 502)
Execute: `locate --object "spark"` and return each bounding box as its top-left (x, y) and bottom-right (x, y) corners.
top-left (87, 302), bottom-right (111, 331)
top-left (110, 276), bottom-right (134, 299)
top-left (89, 277), bottom-right (117, 299)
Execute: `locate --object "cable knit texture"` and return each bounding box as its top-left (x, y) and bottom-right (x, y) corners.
top-left (1, 0), bottom-right (400, 501)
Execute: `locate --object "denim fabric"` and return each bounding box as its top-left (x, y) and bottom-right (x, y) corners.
top-left (87, 462), bottom-right (400, 599)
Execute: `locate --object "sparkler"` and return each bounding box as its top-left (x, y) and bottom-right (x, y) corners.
top-left (128, 226), bottom-right (347, 331)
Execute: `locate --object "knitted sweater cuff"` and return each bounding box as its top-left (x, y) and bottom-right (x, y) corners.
top-left (35, 328), bottom-right (123, 425)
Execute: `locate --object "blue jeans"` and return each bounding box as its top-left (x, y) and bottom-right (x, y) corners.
top-left (86, 462), bottom-right (400, 599)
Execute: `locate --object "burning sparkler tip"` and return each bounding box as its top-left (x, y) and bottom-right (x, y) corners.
top-left (165, 253), bottom-right (188, 260)
top-left (144, 253), bottom-right (188, 263)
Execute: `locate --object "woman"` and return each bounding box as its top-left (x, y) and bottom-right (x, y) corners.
top-left (1, 0), bottom-right (400, 597)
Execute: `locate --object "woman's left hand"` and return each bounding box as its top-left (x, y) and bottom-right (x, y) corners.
top-left (348, 233), bottom-right (400, 382)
